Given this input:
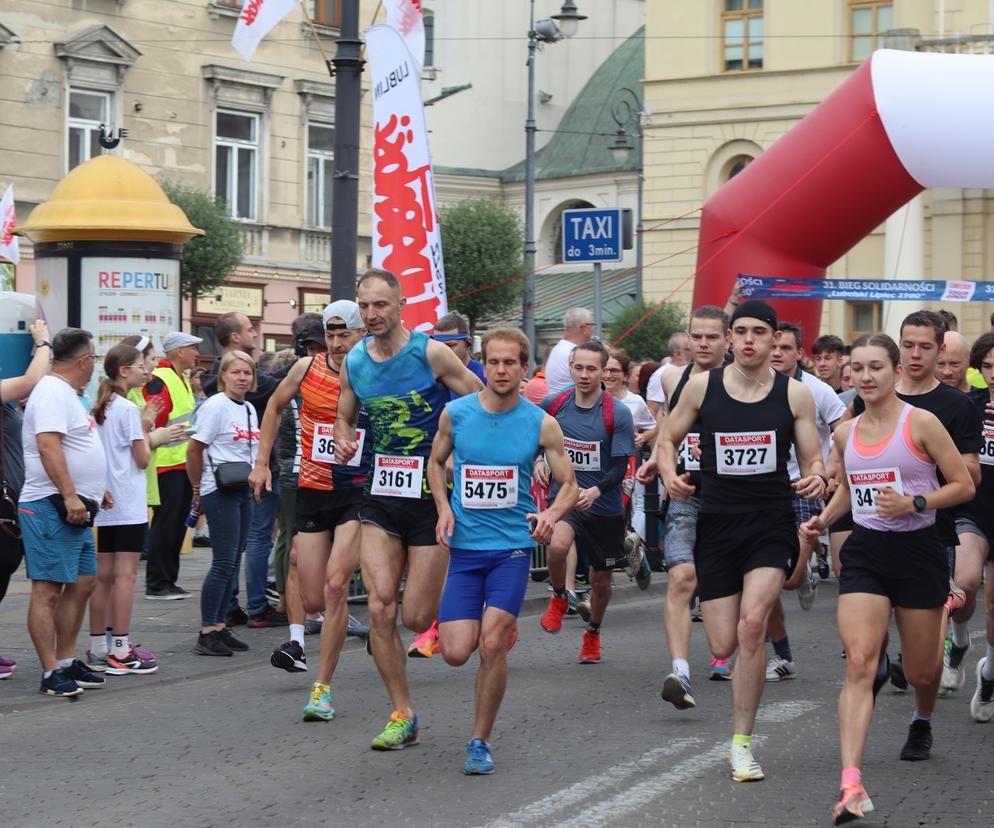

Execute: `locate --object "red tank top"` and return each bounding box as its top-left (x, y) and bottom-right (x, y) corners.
top-left (299, 355), bottom-right (341, 491)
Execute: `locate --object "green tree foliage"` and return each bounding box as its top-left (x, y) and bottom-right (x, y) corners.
top-left (607, 300), bottom-right (686, 362)
top-left (160, 180), bottom-right (243, 299)
top-left (440, 199), bottom-right (524, 328)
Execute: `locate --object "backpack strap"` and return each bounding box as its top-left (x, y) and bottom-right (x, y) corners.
top-left (547, 388), bottom-right (575, 418)
top-left (601, 390), bottom-right (615, 440)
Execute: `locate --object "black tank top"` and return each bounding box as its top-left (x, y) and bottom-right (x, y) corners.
top-left (670, 363), bottom-right (702, 490)
top-left (698, 366), bottom-right (795, 514)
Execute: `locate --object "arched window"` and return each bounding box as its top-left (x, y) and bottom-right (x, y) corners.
top-left (724, 155), bottom-right (753, 181)
top-left (547, 199), bottom-right (596, 264)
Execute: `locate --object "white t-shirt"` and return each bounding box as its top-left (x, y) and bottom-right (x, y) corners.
top-left (193, 393), bottom-right (260, 497)
top-left (544, 338), bottom-right (578, 396)
top-left (95, 395), bottom-right (147, 526)
top-left (646, 363), bottom-right (681, 407)
top-left (20, 375), bottom-right (107, 503)
top-left (787, 370), bottom-right (846, 481)
top-left (617, 391), bottom-right (655, 430)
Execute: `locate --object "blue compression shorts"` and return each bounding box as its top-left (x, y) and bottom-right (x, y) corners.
top-left (438, 547), bottom-right (533, 622)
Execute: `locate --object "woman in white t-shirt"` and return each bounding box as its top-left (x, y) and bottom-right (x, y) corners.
top-left (186, 351), bottom-right (260, 657)
top-left (89, 344), bottom-right (161, 675)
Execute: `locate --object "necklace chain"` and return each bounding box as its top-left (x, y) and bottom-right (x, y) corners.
top-left (732, 364), bottom-right (770, 387)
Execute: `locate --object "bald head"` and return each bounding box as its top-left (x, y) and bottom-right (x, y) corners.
top-left (937, 330), bottom-right (970, 392)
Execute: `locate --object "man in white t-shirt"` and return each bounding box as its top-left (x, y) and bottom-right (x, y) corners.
top-left (646, 332), bottom-right (692, 418)
top-left (19, 328), bottom-right (110, 698)
top-left (544, 308), bottom-right (594, 395)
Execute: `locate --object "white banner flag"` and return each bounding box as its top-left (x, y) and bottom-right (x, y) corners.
top-left (0, 185), bottom-right (19, 265)
top-left (232, 0), bottom-right (297, 61)
top-left (367, 24), bottom-right (446, 331)
top-left (384, 0), bottom-right (425, 71)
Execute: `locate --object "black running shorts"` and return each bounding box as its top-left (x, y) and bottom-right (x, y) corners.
top-left (561, 510), bottom-right (627, 572)
top-left (359, 495), bottom-right (439, 547)
top-left (294, 487), bottom-right (362, 534)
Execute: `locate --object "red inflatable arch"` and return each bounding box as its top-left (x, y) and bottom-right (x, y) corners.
top-left (692, 49), bottom-right (994, 337)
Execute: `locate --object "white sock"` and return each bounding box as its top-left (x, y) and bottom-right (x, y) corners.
top-left (951, 621), bottom-right (970, 648)
top-left (673, 658), bottom-right (690, 678)
top-left (112, 634), bottom-right (130, 658)
top-left (105, 628), bottom-right (113, 649)
top-left (90, 634), bottom-right (108, 657)
top-left (43, 669), bottom-right (54, 679)
top-left (984, 646), bottom-right (994, 680)
top-left (290, 624), bottom-right (305, 647)
top-left (58, 657), bottom-right (74, 669)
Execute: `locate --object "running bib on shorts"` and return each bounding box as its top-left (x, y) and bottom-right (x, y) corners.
top-left (311, 424), bottom-right (366, 467)
top-left (981, 424), bottom-right (994, 466)
top-left (848, 467), bottom-right (904, 515)
top-left (460, 465), bottom-right (518, 510)
top-left (681, 432), bottom-right (701, 472)
top-left (563, 437), bottom-right (600, 471)
top-left (370, 454), bottom-right (423, 498)
top-left (715, 431), bottom-right (776, 475)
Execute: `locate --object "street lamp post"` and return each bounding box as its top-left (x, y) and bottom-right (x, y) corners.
top-left (608, 87), bottom-right (644, 303)
top-left (522, 0), bottom-right (585, 361)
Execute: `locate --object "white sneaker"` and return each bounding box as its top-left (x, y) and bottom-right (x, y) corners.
top-left (624, 531), bottom-right (641, 578)
top-left (939, 641), bottom-right (967, 693)
top-left (728, 742), bottom-right (764, 782)
top-left (765, 656), bottom-right (797, 682)
top-left (971, 657), bottom-right (994, 723)
top-left (797, 568), bottom-right (817, 611)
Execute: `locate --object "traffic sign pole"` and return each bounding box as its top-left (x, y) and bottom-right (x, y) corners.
top-left (594, 261), bottom-right (602, 339)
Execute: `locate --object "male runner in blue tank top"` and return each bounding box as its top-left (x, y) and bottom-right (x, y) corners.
top-left (656, 299), bottom-right (828, 783)
top-left (334, 269), bottom-right (483, 751)
top-left (426, 328), bottom-right (578, 775)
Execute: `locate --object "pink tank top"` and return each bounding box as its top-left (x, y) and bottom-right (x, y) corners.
top-left (844, 404), bottom-right (938, 532)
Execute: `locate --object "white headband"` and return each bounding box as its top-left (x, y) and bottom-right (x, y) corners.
top-left (135, 336), bottom-right (150, 352)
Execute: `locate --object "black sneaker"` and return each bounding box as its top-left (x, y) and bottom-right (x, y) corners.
top-left (872, 654), bottom-right (889, 704)
top-left (146, 587), bottom-right (182, 601)
top-left (39, 667), bottom-right (84, 697)
top-left (225, 606), bottom-right (249, 627)
top-left (193, 631), bottom-right (233, 657)
top-left (816, 550), bottom-right (831, 580)
top-left (270, 640), bottom-right (307, 672)
top-left (192, 536), bottom-right (211, 548)
top-left (247, 607), bottom-right (289, 628)
top-left (899, 719), bottom-right (933, 761)
top-left (265, 582), bottom-right (280, 607)
top-left (63, 659), bottom-right (106, 688)
top-left (889, 653), bottom-right (909, 690)
top-left (217, 627), bottom-right (249, 651)
top-left (635, 556), bottom-right (652, 591)
top-left (169, 584), bottom-right (192, 599)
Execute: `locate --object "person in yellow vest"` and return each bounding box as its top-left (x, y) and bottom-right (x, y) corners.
top-left (143, 332), bottom-right (202, 600)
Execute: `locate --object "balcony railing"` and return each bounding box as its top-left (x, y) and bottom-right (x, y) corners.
top-left (302, 229), bottom-right (331, 263)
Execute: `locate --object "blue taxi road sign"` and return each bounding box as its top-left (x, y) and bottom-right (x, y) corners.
top-left (562, 208), bottom-right (623, 263)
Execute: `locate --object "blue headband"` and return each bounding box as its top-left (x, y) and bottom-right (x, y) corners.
top-left (431, 332), bottom-right (470, 343)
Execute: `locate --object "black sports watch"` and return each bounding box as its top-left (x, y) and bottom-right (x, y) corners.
top-left (912, 494), bottom-right (928, 512)
top-left (35, 341), bottom-right (51, 349)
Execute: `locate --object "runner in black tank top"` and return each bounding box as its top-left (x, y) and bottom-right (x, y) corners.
top-left (640, 306), bottom-right (730, 710)
top-left (649, 299), bottom-right (828, 784)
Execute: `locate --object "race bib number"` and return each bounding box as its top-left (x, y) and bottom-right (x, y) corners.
top-left (370, 454), bottom-right (423, 498)
top-left (715, 431), bottom-right (776, 476)
top-left (461, 465), bottom-right (518, 510)
top-left (563, 437), bottom-right (601, 471)
top-left (848, 467), bottom-right (904, 515)
top-left (311, 425), bottom-right (366, 467)
top-left (681, 432), bottom-right (701, 472)
top-left (981, 424), bottom-right (994, 466)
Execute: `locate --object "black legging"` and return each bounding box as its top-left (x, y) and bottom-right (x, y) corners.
top-left (0, 535), bottom-right (23, 604)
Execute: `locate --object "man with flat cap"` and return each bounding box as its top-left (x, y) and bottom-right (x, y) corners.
top-left (144, 331), bottom-right (202, 600)
top-left (650, 299), bottom-right (828, 783)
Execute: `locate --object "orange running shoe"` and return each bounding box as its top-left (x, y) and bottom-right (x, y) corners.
top-left (507, 624), bottom-right (519, 651)
top-left (408, 620), bottom-right (440, 658)
top-left (830, 783), bottom-right (874, 824)
top-left (578, 630), bottom-right (601, 664)
top-left (540, 596), bottom-right (568, 634)
top-left (945, 579), bottom-right (966, 615)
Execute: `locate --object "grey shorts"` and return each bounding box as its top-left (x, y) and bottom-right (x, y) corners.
top-left (955, 513), bottom-right (987, 541)
top-left (664, 495), bottom-right (700, 569)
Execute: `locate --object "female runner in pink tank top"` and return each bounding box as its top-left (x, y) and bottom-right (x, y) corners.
top-left (800, 333), bottom-right (974, 826)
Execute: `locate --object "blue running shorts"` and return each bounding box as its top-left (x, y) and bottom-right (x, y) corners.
top-left (438, 547), bottom-right (533, 622)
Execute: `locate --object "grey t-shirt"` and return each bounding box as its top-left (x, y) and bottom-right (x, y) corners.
top-left (1, 403), bottom-right (24, 497)
top-left (542, 391), bottom-right (635, 516)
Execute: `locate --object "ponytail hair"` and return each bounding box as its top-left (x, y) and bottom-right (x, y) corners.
top-left (92, 344), bottom-right (141, 425)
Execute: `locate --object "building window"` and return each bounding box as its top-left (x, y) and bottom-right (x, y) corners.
top-left (423, 10), bottom-right (435, 68)
top-left (724, 155), bottom-right (753, 181)
top-left (307, 122), bottom-right (334, 228)
top-left (722, 0), bottom-right (763, 72)
top-left (847, 301), bottom-right (882, 340)
top-left (68, 89), bottom-right (111, 170)
top-left (850, 2), bottom-right (893, 62)
top-left (313, 0), bottom-right (341, 27)
top-left (215, 110), bottom-right (259, 220)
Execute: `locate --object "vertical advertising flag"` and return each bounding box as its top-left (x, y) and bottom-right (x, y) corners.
top-left (367, 23), bottom-right (446, 331)
top-left (0, 184), bottom-right (19, 266)
top-left (232, 0), bottom-right (297, 61)
top-left (384, 0), bottom-right (425, 71)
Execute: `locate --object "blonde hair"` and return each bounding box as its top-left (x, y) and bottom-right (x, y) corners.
top-left (217, 350), bottom-right (257, 393)
top-left (481, 328), bottom-right (530, 366)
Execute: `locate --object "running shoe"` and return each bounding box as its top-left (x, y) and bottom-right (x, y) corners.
top-left (133, 646), bottom-right (157, 664)
top-left (575, 593), bottom-right (592, 624)
top-left (899, 719), bottom-right (932, 761)
top-left (709, 657), bottom-right (733, 681)
top-left (797, 568), bottom-right (818, 611)
top-left (347, 615), bottom-right (369, 637)
top-left (816, 547), bottom-right (831, 580)
top-left (939, 638), bottom-right (968, 695)
top-left (63, 659), bottom-right (106, 688)
top-left (225, 606), bottom-right (249, 627)
top-left (302, 681), bottom-right (335, 721)
top-left (765, 656), bottom-right (797, 682)
top-left (565, 589), bottom-right (579, 616)
top-left (0, 655), bottom-right (16, 670)
top-left (371, 711), bottom-right (419, 750)
top-left (247, 608), bottom-right (289, 628)
top-left (84, 649), bottom-right (108, 673)
top-left (464, 738), bottom-right (496, 775)
top-left (944, 579), bottom-right (966, 614)
top-left (105, 648), bottom-right (159, 675)
top-left (889, 652), bottom-right (908, 690)
top-left (831, 783), bottom-right (874, 825)
top-left (168, 584), bottom-right (192, 599)
top-left (624, 532), bottom-right (640, 578)
top-left (218, 627), bottom-right (249, 651)
top-left (578, 631), bottom-right (601, 664)
top-left (193, 631), bottom-right (233, 657)
top-left (265, 581), bottom-right (280, 607)
top-left (728, 743), bottom-right (764, 782)
top-left (872, 654), bottom-right (890, 704)
top-left (660, 672), bottom-right (696, 709)
top-left (0, 663), bottom-right (13, 680)
top-left (304, 617), bottom-right (323, 636)
top-left (408, 621), bottom-right (440, 658)
top-left (39, 668), bottom-right (83, 697)
top-left (970, 657), bottom-right (994, 723)
top-left (507, 625), bottom-right (519, 652)
top-left (540, 595), bottom-right (569, 634)
top-left (635, 554), bottom-right (652, 591)
top-left (270, 640), bottom-right (307, 673)
top-left (145, 587), bottom-right (182, 601)
top-left (690, 597), bottom-right (703, 623)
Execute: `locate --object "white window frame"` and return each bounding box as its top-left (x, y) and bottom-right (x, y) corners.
top-left (215, 109), bottom-right (260, 221)
top-left (306, 121), bottom-right (334, 228)
top-left (66, 87), bottom-right (114, 172)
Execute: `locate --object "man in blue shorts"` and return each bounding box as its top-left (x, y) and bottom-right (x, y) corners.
top-left (427, 327), bottom-right (577, 774)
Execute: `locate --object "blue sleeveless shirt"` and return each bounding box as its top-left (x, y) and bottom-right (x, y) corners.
top-left (448, 393), bottom-right (545, 550)
top-left (345, 329), bottom-right (450, 498)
